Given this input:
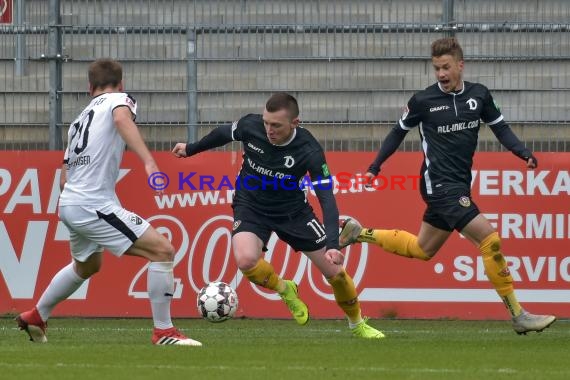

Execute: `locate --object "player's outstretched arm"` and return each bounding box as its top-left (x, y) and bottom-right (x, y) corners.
top-left (59, 163), bottom-right (67, 191)
top-left (314, 185), bottom-right (340, 250)
top-left (367, 124), bottom-right (408, 177)
top-left (171, 124), bottom-right (234, 158)
top-left (114, 106), bottom-right (159, 178)
top-left (309, 151), bottom-right (341, 251)
top-left (489, 123), bottom-right (537, 169)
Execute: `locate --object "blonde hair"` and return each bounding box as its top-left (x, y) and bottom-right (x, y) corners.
top-left (431, 37), bottom-right (464, 61)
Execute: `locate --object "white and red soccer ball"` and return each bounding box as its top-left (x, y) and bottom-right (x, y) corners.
top-left (197, 281), bottom-right (238, 323)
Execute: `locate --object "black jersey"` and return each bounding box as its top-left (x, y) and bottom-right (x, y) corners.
top-left (370, 81), bottom-right (532, 197)
top-left (185, 113), bottom-right (340, 249)
top-left (231, 114), bottom-right (332, 216)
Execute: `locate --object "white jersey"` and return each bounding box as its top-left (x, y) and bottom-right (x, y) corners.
top-left (59, 92), bottom-right (137, 206)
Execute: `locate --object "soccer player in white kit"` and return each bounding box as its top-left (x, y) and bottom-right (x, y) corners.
top-left (16, 58), bottom-right (201, 346)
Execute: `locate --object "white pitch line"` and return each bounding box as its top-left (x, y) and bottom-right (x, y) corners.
top-left (0, 362), bottom-right (568, 375)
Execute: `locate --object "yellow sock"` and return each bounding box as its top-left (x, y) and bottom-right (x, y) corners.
top-left (241, 259), bottom-right (281, 292)
top-left (327, 269), bottom-right (362, 324)
top-left (358, 229), bottom-right (430, 261)
top-left (480, 232), bottom-right (523, 317)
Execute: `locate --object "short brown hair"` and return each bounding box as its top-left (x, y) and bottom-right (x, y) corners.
top-left (265, 92), bottom-right (299, 119)
top-left (431, 37), bottom-right (464, 61)
top-left (88, 58), bottom-right (123, 90)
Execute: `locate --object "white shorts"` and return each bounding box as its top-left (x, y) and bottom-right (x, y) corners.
top-left (58, 203), bottom-right (151, 262)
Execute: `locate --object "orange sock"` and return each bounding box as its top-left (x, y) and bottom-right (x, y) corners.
top-left (241, 259), bottom-right (280, 291)
top-left (327, 269), bottom-right (361, 324)
top-left (480, 232), bottom-right (522, 317)
top-left (358, 229), bottom-right (430, 261)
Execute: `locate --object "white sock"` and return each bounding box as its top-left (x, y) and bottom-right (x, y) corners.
top-left (148, 261), bottom-right (175, 329)
top-left (36, 262), bottom-right (85, 321)
top-left (348, 318), bottom-right (364, 329)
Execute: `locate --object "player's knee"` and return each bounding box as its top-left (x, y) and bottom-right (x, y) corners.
top-left (480, 231), bottom-right (501, 253)
top-left (419, 249), bottom-right (434, 261)
top-left (235, 253), bottom-right (259, 271)
top-left (327, 269), bottom-right (358, 303)
top-left (232, 235), bottom-right (263, 270)
top-left (75, 255), bottom-right (101, 278)
top-left (76, 267), bottom-right (99, 279)
top-left (413, 243), bottom-right (432, 261)
top-left (155, 240), bottom-right (175, 262)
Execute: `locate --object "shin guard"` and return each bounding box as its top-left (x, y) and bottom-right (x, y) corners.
top-left (241, 259), bottom-right (280, 291)
top-left (327, 269), bottom-right (361, 323)
top-left (361, 229), bottom-right (430, 260)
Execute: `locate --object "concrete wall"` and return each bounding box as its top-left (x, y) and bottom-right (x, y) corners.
top-left (0, 0), bottom-right (568, 149)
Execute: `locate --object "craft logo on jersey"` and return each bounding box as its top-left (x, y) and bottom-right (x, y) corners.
top-left (466, 98), bottom-right (478, 110)
top-left (429, 105), bottom-right (450, 112)
top-left (247, 142), bottom-right (264, 154)
top-left (283, 155), bottom-right (295, 168)
top-left (458, 196), bottom-right (471, 207)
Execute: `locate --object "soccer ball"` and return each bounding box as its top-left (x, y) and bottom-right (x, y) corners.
top-left (197, 281), bottom-right (238, 323)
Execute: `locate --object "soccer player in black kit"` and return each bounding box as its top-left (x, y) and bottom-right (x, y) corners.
top-left (338, 37), bottom-right (556, 334)
top-left (172, 92), bottom-right (384, 338)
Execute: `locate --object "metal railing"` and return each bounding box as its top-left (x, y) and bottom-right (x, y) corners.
top-left (0, 0), bottom-right (568, 151)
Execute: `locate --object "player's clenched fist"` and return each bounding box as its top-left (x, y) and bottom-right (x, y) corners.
top-left (172, 143), bottom-right (188, 158)
top-left (325, 249), bottom-right (345, 265)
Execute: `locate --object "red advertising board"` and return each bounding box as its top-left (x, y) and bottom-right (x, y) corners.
top-left (1, 151), bottom-right (569, 320)
top-left (0, 0), bottom-right (12, 24)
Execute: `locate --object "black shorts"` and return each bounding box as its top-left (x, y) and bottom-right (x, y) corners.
top-left (422, 188), bottom-right (480, 232)
top-left (232, 205), bottom-right (327, 252)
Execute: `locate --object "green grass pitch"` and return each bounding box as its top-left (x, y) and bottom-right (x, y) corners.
top-left (0, 317), bottom-right (568, 380)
